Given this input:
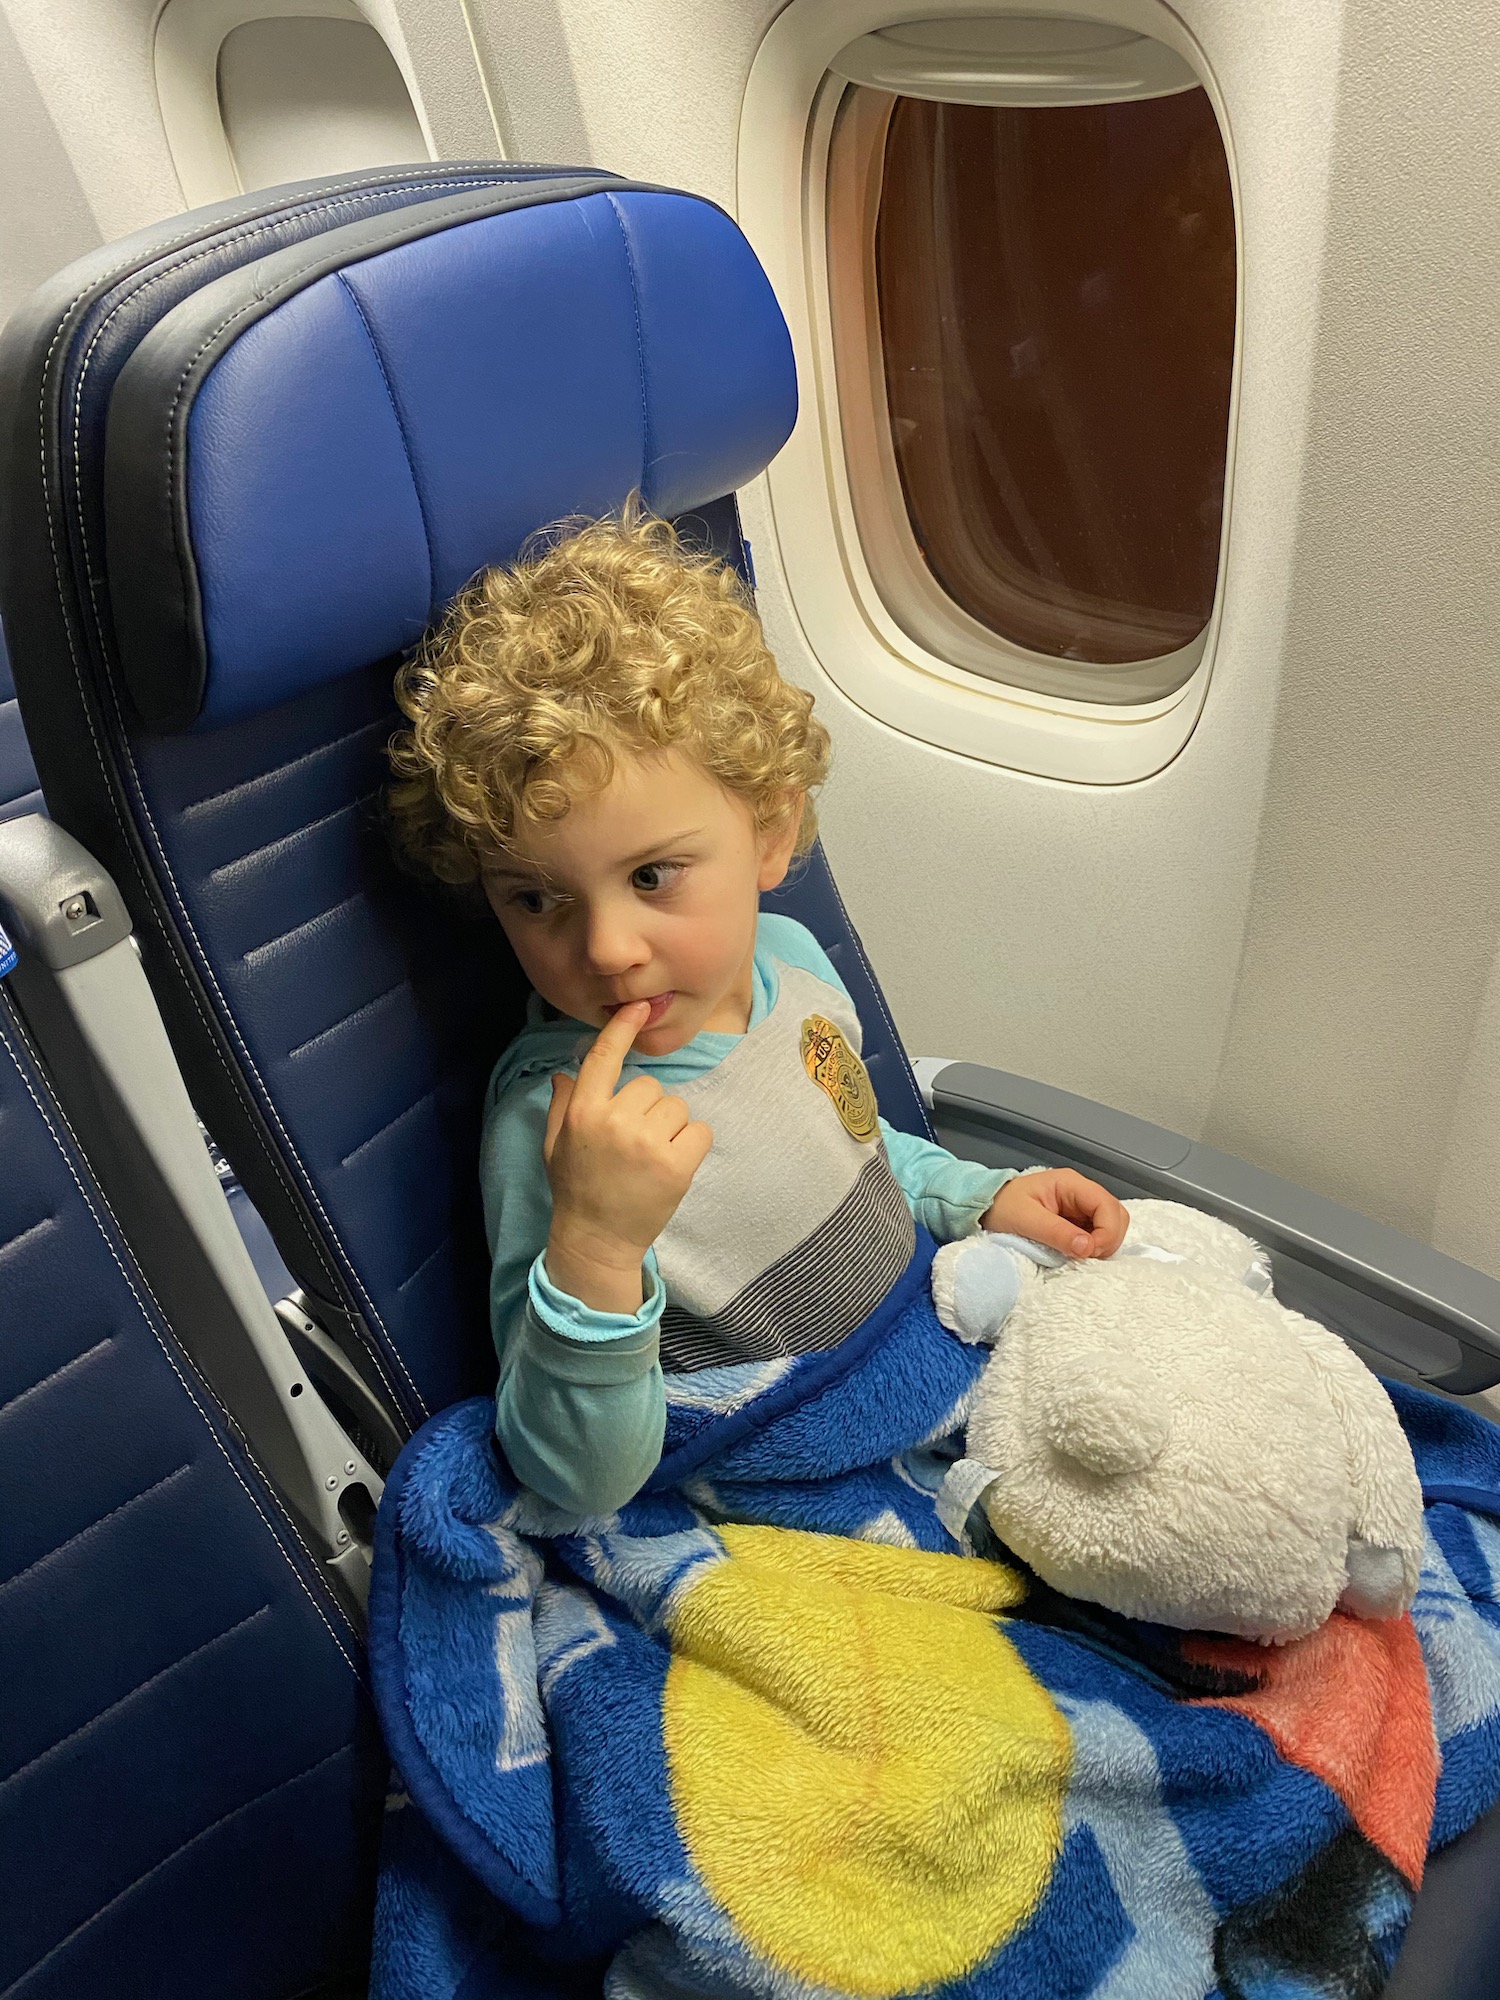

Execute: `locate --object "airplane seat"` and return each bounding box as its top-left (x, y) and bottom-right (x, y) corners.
top-left (0, 163), bottom-right (925, 1454)
top-left (0, 620), bottom-right (45, 823)
top-left (0, 164), bottom-right (1496, 1995)
top-left (0, 975), bottom-right (380, 1997)
top-left (3, 606), bottom-right (299, 1299)
top-left (0, 161), bottom-right (631, 1434)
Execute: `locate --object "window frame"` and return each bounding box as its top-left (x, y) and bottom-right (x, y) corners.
top-left (738, 0), bottom-right (1245, 783)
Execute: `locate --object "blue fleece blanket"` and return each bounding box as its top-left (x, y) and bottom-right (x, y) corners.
top-left (368, 1233), bottom-right (1500, 1999)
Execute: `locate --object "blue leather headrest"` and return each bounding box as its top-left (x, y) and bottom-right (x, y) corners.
top-left (103, 177), bottom-right (797, 729)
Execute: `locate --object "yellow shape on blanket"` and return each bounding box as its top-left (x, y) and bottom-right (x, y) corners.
top-left (664, 1525), bottom-right (1069, 1996)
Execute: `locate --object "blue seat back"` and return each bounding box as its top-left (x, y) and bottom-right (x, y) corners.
top-left (0, 167), bottom-right (929, 1443)
top-left (0, 621), bottom-right (44, 821)
top-left (0, 983), bottom-right (378, 1996)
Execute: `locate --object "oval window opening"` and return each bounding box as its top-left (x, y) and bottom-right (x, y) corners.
top-left (829, 70), bottom-right (1237, 700)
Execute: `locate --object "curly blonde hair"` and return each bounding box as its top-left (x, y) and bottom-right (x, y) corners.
top-left (387, 507), bottom-right (831, 886)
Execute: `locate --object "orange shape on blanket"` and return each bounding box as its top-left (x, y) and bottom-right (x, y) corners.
top-left (1187, 1612), bottom-right (1437, 1886)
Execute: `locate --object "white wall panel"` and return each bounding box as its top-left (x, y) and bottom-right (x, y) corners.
top-left (1202, 0), bottom-right (1500, 1261)
top-left (0, 0), bottom-right (184, 240)
top-left (469, 0), bottom-right (782, 204)
top-left (0, 7), bottom-right (102, 325)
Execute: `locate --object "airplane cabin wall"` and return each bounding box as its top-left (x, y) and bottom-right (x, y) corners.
top-left (0, 0), bottom-right (1494, 1281)
top-left (1199, 0), bottom-right (1500, 1266)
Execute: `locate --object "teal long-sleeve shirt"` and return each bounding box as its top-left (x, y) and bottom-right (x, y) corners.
top-left (479, 915), bottom-right (1014, 1514)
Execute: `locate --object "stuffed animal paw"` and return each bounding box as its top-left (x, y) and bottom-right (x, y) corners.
top-left (931, 1201), bottom-right (1424, 1643)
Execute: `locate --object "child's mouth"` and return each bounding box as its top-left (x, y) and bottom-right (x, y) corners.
top-left (604, 991), bottom-right (674, 1028)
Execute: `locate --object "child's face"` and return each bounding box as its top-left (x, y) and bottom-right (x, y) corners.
top-left (482, 748), bottom-right (802, 1056)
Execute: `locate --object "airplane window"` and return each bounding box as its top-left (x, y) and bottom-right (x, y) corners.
top-left (217, 16), bottom-right (428, 194)
top-left (827, 80), bottom-right (1236, 697)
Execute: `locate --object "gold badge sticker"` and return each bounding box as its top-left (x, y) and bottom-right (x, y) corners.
top-left (800, 1014), bottom-right (880, 1144)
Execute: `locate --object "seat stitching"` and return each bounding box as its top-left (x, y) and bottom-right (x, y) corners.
top-left (42, 243), bottom-right (352, 1359)
top-left (340, 1086), bottom-right (439, 1170)
top-left (604, 192), bottom-right (653, 497)
top-left (110, 707), bottom-right (421, 1415)
top-left (177, 715), bottom-right (388, 818)
top-left (0, 1010), bottom-right (362, 1676)
top-left (43, 166), bottom-right (543, 377)
top-left (334, 271), bottom-right (436, 608)
top-left (0, 1332), bottom-right (110, 1423)
top-left (396, 1226), bottom-right (456, 1298)
top-left (3, 1739), bottom-right (357, 1995)
top-left (0, 1210), bottom-right (57, 1263)
top-left (0, 1461), bottom-right (192, 1599)
top-left (205, 793), bottom-right (371, 885)
top-left (288, 979), bottom-right (406, 1062)
top-left (242, 891), bottom-right (363, 970)
top-left (68, 176), bottom-right (628, 1418)
top-left (0, 1602), bottom-right (272, 1794)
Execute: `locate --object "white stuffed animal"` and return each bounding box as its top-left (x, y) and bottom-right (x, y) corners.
top-left (931, 1199), bottom-right (1424, 1643)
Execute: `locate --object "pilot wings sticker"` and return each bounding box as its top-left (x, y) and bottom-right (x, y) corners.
top-left (800, 1014), bottom-right (879, 1143)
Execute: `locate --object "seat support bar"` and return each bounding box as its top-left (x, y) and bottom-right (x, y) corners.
top-left (0, 815), bottom-right (382, 1612)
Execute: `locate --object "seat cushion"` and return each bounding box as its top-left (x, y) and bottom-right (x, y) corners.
top-left (0, 988), bottom-right (380, 1997)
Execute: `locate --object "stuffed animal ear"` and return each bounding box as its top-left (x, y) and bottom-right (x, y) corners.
top-left (1288, 1316), bottom-right (1424, 1618)
top-left (1041, 1351), bottom-right (1172, 1476)
top-left (930, 1235), bottom-right (1037, 1345)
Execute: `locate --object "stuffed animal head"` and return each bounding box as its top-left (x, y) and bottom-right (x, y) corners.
top-left (935, 1201), bottom-right (1424, 1643)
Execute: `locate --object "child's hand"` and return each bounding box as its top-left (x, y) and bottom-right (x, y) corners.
top-left (543, 1000), bottom-right (713, 1314)
top-left (982, 1169), bottom-right (1127, 1260)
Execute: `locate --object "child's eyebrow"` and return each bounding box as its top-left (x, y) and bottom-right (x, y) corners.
top-left (483, 862), bottom-right (548, 886)
top-left (619, 828), bottom-right (703, 867)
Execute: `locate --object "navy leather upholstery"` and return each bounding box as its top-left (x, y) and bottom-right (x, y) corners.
top-left (0, 167), bottom-right (924, 1447)
top-left (1, 165), bottom-right (616, 1426)
top-left (0, 621), bottom-right (44, 822)
top-left (105, 183), bottom-right (794, 728)
top-left (130, 658), bottom-right (522, 1421)
top-left (0, 986), bottom-right (378, 1996)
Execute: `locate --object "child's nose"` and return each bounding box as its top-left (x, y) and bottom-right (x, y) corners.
top-left (583, 906), bottom-right (649, 975)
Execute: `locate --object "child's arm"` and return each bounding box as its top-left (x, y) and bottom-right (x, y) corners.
top-left (879, 1121), bottom-right (1017, 1242)
top-left (496, 1279), bottom-right (665, 1516)
top-left (759, 914), bottom-right (1124, 1254)
top-left (483, 1058), bottom-right (671, 1516)
top-left (483, 1002), bottom-right (710, 1515)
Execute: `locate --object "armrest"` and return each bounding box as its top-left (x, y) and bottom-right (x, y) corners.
top-left (0, 814), bottom-right (385, 1611)
top-left (915, 1058), bottom-right (1500, 1396)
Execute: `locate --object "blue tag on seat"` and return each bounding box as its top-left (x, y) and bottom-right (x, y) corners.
top-left (0, 922), bottom-right (17, 978)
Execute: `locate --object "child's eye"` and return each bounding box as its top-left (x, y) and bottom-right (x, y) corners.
top-left (631, 861), bottom-right (684, 894)
top-left (511, 885), bottom-right (561, 916)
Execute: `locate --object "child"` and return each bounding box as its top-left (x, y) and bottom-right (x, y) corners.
top-left (388, 510), bottom-right (1126, 1514)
